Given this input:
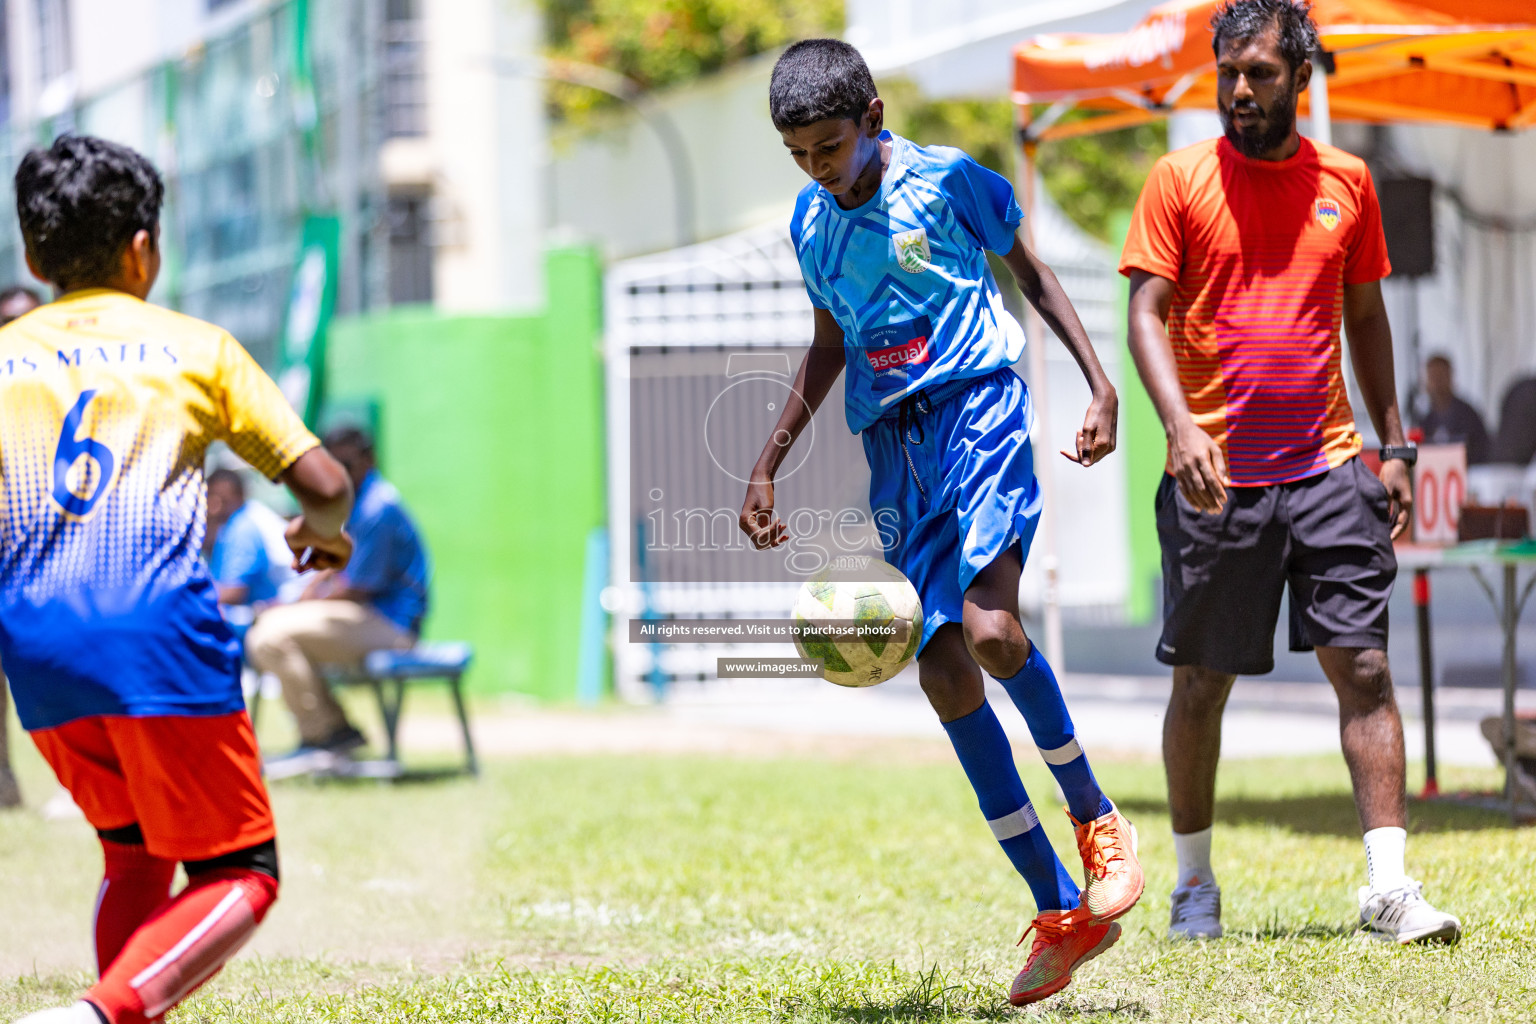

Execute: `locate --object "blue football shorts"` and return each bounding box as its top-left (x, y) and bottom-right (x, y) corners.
top-left (862, 368), bottom-right (1042, 655)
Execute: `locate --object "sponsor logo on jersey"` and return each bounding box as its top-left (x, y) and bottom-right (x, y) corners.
top-left (862, 316), bottom-right (934, 388)
top-left (892, 228), bottom-right (931, 273)
top-left (867, 336), bottom-right (931, 372)
top-left (1314, 198), bottom-right (1341, 232)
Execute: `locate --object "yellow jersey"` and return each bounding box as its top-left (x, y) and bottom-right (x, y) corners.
top-left (0, 288), bottom-right (318, 729)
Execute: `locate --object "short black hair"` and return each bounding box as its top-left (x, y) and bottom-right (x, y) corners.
top-left (769, 39), bottom-right (878, 131)
top-left (14, 135), bottom-right (164, 291)
top-left (323, 424), bottom-right (375, 455)
top-left (207, 467), bottom-right (246, 499)
top-left (1211, 0), bottom-right (1319, 72)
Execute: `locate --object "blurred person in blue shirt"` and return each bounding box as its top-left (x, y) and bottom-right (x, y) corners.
top-left (247, 426), bottom-right (430, 774)
top-left (205, 468), bottom-right (287, 610)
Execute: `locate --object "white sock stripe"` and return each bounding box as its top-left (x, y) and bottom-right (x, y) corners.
top-left (143, 920), bottom-right (260, 1020)
top-left (986, 803), bottom-right (1041, 841)
top-left (1038, 738), bottom-right (1083, 765)
top-left (129, 888), bottom-right (245, 992)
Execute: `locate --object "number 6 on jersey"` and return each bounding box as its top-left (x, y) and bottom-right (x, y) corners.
top-left (52, 389), bottom-right (117, 516)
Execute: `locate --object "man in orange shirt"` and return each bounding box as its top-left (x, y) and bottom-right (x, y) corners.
top-left (1123, 0), bottom-right (1459, 945)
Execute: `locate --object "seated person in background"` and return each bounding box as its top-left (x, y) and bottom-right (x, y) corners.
top-left (247, 426), bottom-right (430, 775)
top-left (0, 284), bottom-right (39, 808)
top-left (1491, 377), bottom-right (1536, 466)
top-left (0, 672), bottom-right (16, 809)
top-left (0, 284), bottom-right (41, 324)
top-left (1416, 354), bottom-right (1491, 465)
top-left (205, 468), bottom-right (286, 616)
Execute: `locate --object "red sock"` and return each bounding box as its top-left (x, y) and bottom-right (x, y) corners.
top-left (85, 869), bottom-right (278, 1024)
top-left (95, 841), bottom-right (178, 975)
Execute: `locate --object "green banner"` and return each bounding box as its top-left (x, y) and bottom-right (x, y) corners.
top-left (277, 214), bottom-right (340, 426)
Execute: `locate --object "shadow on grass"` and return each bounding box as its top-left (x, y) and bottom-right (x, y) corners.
top-left (1227, 916), bottom-right (1359, 941)
top-left (269, 766), bottom-right (475, 789)
top-left (825, 965), bottom-right (1149, 1022)
top-left (1115, 791), bottom-right (1514, 838)
top-left (825, 964), bottom-right (1013, 1023)
top-left (830, 998), bottom-right (1148, 1022)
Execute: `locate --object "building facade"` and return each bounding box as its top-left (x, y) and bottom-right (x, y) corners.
top-left (0, 0), bottom-right (544, 367)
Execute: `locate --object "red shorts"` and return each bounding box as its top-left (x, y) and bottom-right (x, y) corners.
top-left (31, 712), bottom-right (275, 862)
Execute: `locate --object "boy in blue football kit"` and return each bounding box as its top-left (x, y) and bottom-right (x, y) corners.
top-left (739, 40), bottom-right (1142, 1005)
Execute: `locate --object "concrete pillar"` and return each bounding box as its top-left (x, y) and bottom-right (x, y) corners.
top-left (425, 0), bottom-right (545, 312)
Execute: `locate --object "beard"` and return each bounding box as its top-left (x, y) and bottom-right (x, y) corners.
top-left (1220, 83), bottom-right (1297, 158)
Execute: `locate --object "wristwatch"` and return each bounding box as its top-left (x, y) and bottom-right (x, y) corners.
top-left (1379, 445), bottom-right (1418, 466)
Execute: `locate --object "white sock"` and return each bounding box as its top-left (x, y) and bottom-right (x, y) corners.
top-left (1363, 826), bottom-right (1409, 890)
top-left (1172, 826), bottom-right (1214, 888)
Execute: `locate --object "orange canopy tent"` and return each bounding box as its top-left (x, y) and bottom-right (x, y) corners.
top-left (1012, 0), bottom-right (1536, 141)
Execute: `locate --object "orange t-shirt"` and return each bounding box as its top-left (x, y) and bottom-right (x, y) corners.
top-left (1119, 136), bottom-right (1391, 486)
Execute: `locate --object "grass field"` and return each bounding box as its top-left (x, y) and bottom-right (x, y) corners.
top-left (2, 716), bottom-right (1533, 1023)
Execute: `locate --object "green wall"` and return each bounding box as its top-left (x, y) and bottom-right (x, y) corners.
top-left (326, 247), bottom-right (606, 700)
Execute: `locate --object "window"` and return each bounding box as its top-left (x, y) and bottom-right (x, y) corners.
top-left (0, 1), bottom-right (12, 125)
top-left (383, 0), bottom-right (425, 137)
top-left (387, 193), bottom-right (433, 305)
top-left (34, 0), bottom-right (69, 84)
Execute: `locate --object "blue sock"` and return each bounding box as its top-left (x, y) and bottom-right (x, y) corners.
top-left (996, 643), bottom-right (1114, 823)
top-left (940, 702), bottom-right (1080, 912)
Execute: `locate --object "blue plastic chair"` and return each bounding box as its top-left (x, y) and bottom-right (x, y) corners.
top-left (332, 641), bottom-right (478, 776)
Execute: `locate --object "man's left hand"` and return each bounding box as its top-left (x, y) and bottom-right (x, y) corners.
top-left (1379, 458), bottom-right (1413, 540)
top-left (1063, 389), bottom-right (1118, 467)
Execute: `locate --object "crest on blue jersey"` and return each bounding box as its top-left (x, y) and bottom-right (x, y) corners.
top-left (893, 228), bottom-right (931, 273)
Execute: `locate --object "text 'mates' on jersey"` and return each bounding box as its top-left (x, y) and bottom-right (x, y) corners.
top-left (790, 131), bottom-right (1027, 433)
top-left (1120, 136), bottom-right (1392, 486)
top-left (0, 289), bottom-right (319, 731)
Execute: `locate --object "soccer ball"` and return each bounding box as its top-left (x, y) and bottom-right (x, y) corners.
top-left (792, 561), bottom-right (924, 687)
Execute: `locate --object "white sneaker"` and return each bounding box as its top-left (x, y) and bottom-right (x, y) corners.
top-left (1168, 880), bottom-right (1223, 940)
top-left (41, 787), bottom-right (83, 821)
top-left (1358, 880), bottom-right (1461, 944)
top-left (13, 1001), bottom-right (104, 1023)
top-left (262, 747), bottom-right (339, 780)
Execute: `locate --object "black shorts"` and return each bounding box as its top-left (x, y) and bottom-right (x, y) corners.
top-left (1155, 456), bottom-right (1397, 675)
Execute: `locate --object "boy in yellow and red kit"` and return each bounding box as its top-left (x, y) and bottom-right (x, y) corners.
top-left (5, 135), bottom-right (353, 1024)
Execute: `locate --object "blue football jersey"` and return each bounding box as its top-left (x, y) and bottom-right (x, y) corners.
top-left (789, 131), bottom-right (1027, 432)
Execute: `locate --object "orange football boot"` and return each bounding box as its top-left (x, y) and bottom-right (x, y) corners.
top-left (1068, 803), bottom-right (1145, 922)
top-left (1010, 904), bottom-right (1122, 1006)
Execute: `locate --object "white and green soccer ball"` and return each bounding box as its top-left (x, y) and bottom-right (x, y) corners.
top-left (792, 561), bottom-right (923, 687)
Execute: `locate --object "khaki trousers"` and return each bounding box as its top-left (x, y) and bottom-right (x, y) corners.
top-left (245, 600), bottom-right (413, 746)
top-left (0, 670), bottom-right (19, 807)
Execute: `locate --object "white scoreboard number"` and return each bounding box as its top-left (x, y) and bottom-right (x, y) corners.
top-left (1412, 443), bottom-right (1467, 547)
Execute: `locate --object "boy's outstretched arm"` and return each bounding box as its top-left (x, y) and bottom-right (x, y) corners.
top-left (738, 307), bottom-right (846, 550)
top-left (279, 447), bottom-right (355, 572)
top-left (999, 236), bottom-right (1118, 467)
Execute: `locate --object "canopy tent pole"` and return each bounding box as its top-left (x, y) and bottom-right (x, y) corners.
top-left (1015, 103), bottom-right (1067, 671)
top-left (1310, 47), bottom-right (1333, 146)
